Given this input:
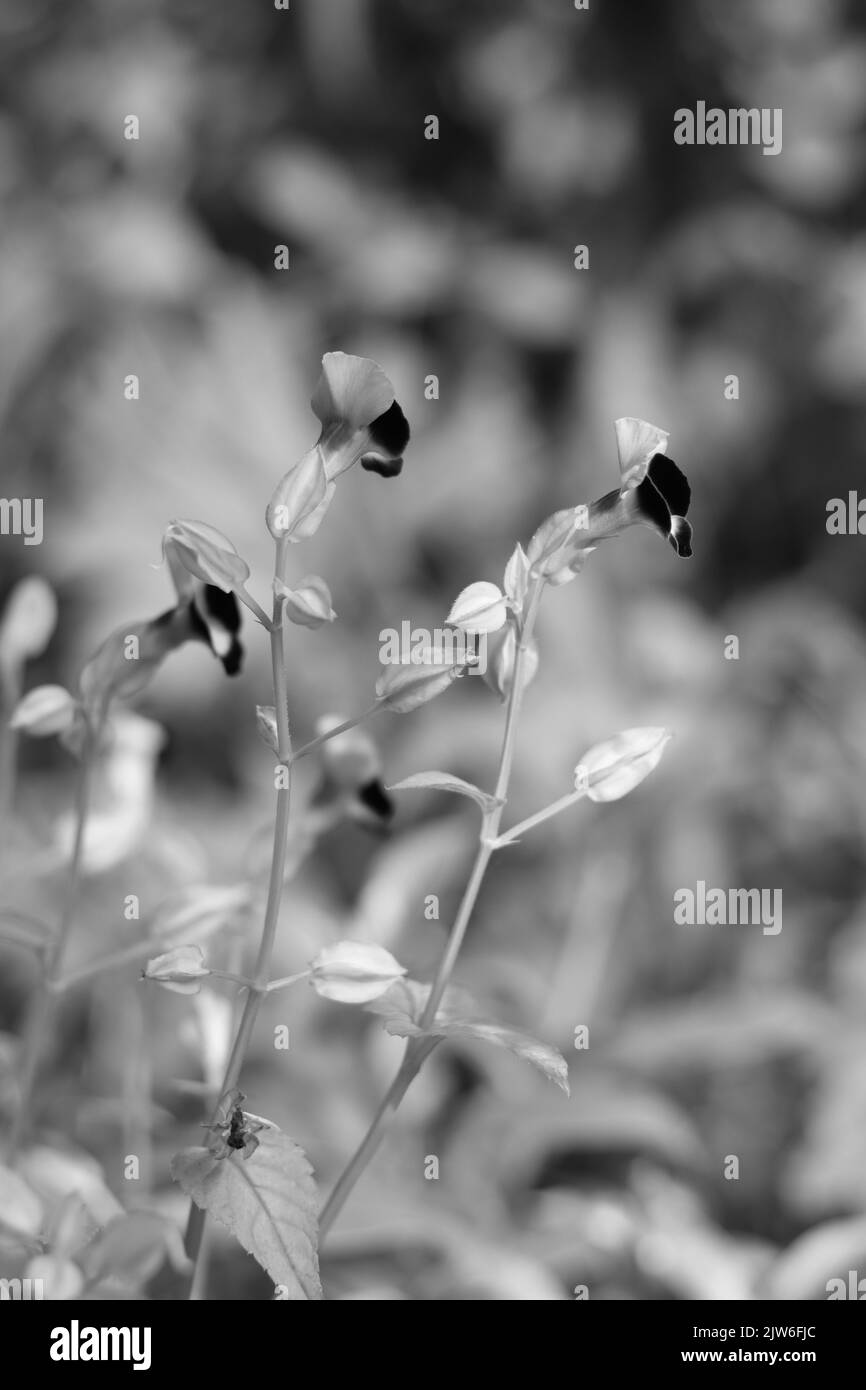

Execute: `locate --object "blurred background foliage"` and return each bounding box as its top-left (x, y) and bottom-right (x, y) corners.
top-left (2, 0), bottom-right (866, 1299)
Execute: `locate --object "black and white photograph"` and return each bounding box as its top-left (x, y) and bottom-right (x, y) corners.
top-left (0, 0), bottom-right (865, 1348)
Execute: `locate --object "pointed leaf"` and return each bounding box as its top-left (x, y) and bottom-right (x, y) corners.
top-left (171, 1129), bottom-right (321, 1299)
top-left (387, 770), bottom-right (498, 813)
top-left (366, 979), bottom-right (569, 1093)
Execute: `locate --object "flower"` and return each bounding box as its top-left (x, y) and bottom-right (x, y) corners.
top-left (311, 352), bottom-right (409, 480)
top-left (312, 715), bottom-right (394, 831)
top-left (528, 418), bottom-right (692, 584)
top-left (163, 532), bottom-right (244, 675)
top-left (142, 944), bottom-right (210, 995)
top-left (267, 353), bottom-right (408, 541)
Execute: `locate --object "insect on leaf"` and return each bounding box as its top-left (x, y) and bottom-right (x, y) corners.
top-left (170, 1129), bottom-right (322, 1299)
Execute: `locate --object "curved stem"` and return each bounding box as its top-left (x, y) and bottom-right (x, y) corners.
top-left (185, 537), bottom-right (295, 1289)
top-left (319, 579), bottom-right (545, 1235)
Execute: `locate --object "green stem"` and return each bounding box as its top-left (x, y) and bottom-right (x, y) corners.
top-left (185, 538), bottom-right (295, 1289)
top-left (318, 580), bottom-right (545, 1237)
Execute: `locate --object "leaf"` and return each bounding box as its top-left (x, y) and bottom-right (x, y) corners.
top-left (443, 1019), bottom-right (570, 1093)
top-left (386, 770), bottom-right (498, 813)
top-left (366, 979), bottom-right (570, 1094)
top-left (171, 1129), bottom-right (321, 1299)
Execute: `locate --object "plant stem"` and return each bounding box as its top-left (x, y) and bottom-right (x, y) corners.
top-left (290, 701), bottom-right (383, 764)
top-left (185, 538), bottom-right (295, 1287)
top-left (0, 664), bottom-right (22, 857)
top-left (8, 720), bottom-right (98, 1157)
top-left (492, 787), bottom-right (586, 848)
top-left (318, 580), bottom-right (545, 1236)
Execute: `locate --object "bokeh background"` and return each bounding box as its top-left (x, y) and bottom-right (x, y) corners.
top-left (3, 0), bottom-right (866, 1299)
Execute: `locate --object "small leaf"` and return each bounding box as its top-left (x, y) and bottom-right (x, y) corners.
top-left (10, 684), bottom-right (78, 737)
top-left (164, 520), bottom-right (250, 594)
top-left (375, 647), bottom-right (468, 714)
top-left (446, 581), bottom-right (507, 635)
top-left (576, 726), bottom-right (672, 803)
top-left (171, 1129), bottom-right (321, 1299)
top-left (143, 944), bottom-right (209, 994)
top-left (432, 1018), bottom-right (570, 1094)
top-left (503, 543), bottom-right (531, 609)
top-left (386, 770), bottom-right (498, 813)
top-left (310, 940), bottom-right (406, 1003)
top-left (256, 705), bottom-right (279, 753)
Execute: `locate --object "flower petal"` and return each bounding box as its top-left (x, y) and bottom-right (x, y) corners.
top-left (189, 586), bottom-right (243, 674)
top-left (614, 417), bottom-right (669, 490)
top-left (311, 352), bottom-right (396, 431)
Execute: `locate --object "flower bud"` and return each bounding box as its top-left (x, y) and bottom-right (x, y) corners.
top-left (143, 945), bottom-right (209, 995)
top-left (575, 726), bottom-right (672, 803)
top-left (10, 684), bottom-right (79, 737)
top-left (482, 626), bottom-right (539, 702)
top-left (0, 577), bottom-right (57, 671)
top-left (446, 582), bottom-right (508, 635)
top-left (266, 449), bottom-right (333, 542)
top-left (376, 647), bottom-right (469, 713)
top-left (276, 575), bottom-right (336, 629)
top-left (309, 941), bottom-right (406, 1003)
